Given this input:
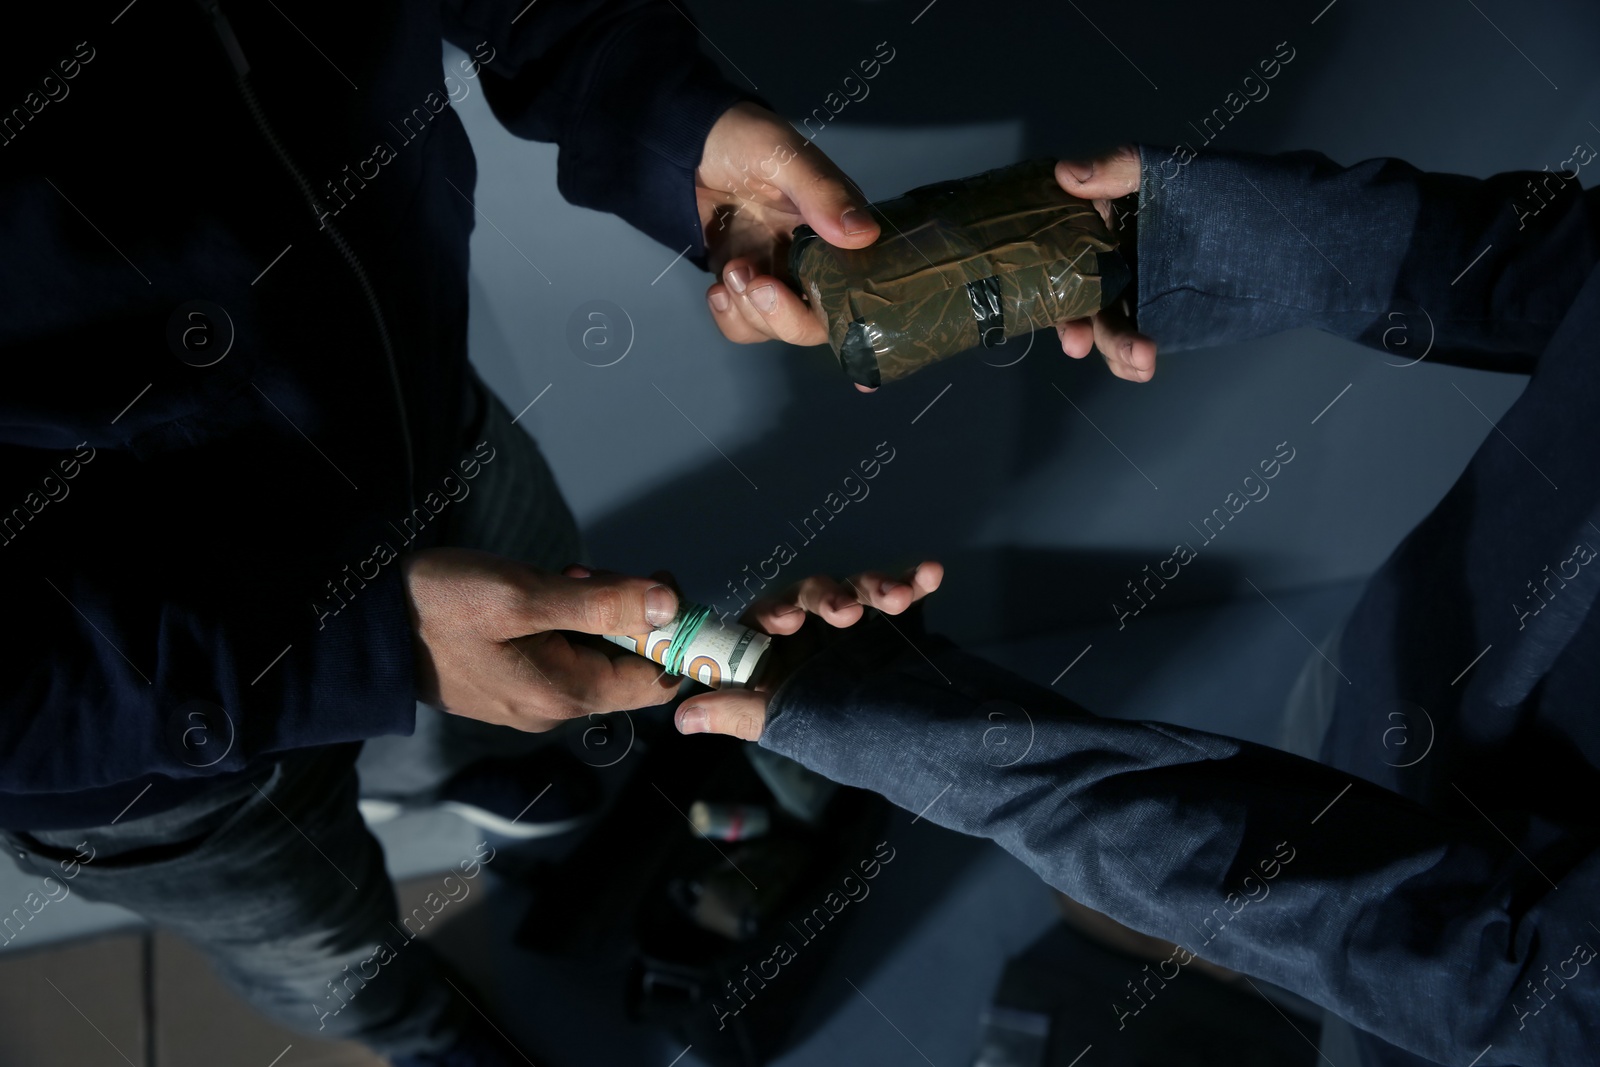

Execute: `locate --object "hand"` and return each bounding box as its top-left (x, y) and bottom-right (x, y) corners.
top-left (1053, 145), bottom-right (1158, 382)
top-left (697, 102), bottom-right (880, 349)
top-left (402, 548), bottom-right (681, 731)
top-left (672, 561), bottom-right (944, 741)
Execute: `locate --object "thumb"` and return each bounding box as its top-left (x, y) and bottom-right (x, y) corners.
top-left (1055, 144), bottom-right (1141, 202)
top-left (779, 145), bottom-right (880, 249)
top-left (519, 571), bottom-right (680, 636)
top-left (676, 690), bottom-right (769, 741)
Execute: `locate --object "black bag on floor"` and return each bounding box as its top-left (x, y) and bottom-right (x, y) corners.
top-left (519, 726), bottom-right (889, 1067)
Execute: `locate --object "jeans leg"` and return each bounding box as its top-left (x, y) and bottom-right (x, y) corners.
top-left (7, 746), bottom-right (456, 1058)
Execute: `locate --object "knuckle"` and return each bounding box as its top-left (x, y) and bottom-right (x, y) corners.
top-left (582, 585), bottom-right (627, 632)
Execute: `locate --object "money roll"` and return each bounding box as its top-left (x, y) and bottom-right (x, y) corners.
top-left (789, 158), bottom-right (1129, 388)
top-left (602, 602), bottom-right (771, 689)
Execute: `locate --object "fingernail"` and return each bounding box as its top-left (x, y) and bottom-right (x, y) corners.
top-left (709, 291), bottom-right (730, 313)
top-left (774, 605), bottom-right (804, 619)
top-left (1062, 160), bottom-right (1094, 183)
top-left (678, 706), bottom-right (709, 735)
top-left (750, 284), bottom-right (777, 313)
top-left (841, 206), bottom-right (873, 235)
top-left (645, 585), bottom-right (678, 628)
top-left (726, 267), bottom-right (751, 294)
top-left (830, 594), bottom-right (856, 612)
top-left (879, 580), bottom-right (902, 596)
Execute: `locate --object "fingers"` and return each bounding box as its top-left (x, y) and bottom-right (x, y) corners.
top-left (706, 281), bottom-right (766, 343)
top-left (837, 570), bottom-right (917, 616)
top-left (1093, 305), bottom-right (1158, 382)
top-left (741, 597), bottom-right (809, 636)
top-left (517, 569), bottom-right (679, 636)
top-left (792, 574), bottom-right (868, 626)
top-left (675, 689), bottom-right (769, 741)
top-left (906, 559), bottom-right (945, 599)
top-left (773, 143), bottom-right (881, 250)
top-left (511, 631), bottom-right (679, 721)
top-left (710, 257), bottom-right (828, 346)
top-left (1054, 144), bottom-right (1141, 203)
top-left (737, 573), bottom-right (864, 631)
top-left (1056, 318), bottom-right (1096, 360)
top-left (563, 564), bottom-right (687, 602)
top-left (843, 561), bottom-right (943, 616)
top-left (1058, 309), bottom-right (1157, 381)
top-left (649, 569), bottom-right (686, 599)
top-left (743, 561), bottom-right (945, 633)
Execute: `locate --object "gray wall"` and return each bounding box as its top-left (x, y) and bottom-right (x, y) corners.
top-left (453, 0), bottom-right (1600, 642)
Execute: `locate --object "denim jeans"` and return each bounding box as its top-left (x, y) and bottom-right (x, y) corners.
top-left (3, 375), bottom-right (581, 1057)
top-left (762, 148), bottom-right (1600, 1067)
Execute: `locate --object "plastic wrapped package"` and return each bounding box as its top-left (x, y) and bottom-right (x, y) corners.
top-left (790, 159), bottom-right (1129, 387)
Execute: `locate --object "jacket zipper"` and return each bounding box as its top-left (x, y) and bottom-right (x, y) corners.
top-left (199, 0), bottom-right (417, 511)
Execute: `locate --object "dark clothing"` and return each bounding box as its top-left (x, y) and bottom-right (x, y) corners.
top-left (1, 379), bottom-right (580, 1058)
top-left (5, 744), bottom-right (467, 1057)
top-left (0, 1), bottom-right (741, 828)
top-left (762, 147), bottom-right (1600, 1067)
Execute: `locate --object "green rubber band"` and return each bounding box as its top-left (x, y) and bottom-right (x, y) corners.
top-left (661, 602), bottom-right (713, 674)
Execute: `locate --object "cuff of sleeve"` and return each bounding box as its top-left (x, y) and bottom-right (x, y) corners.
top-left (254, 566), bottom-right (418, 758)
top-left (1134, 143), bottom-right (1174, 326)
top-left (1131, 145), bottom-right (1399, 352)
top-left (760, 611), bottom-right (953, 770)
top-left (1134, 142), bottom-right (1221, 351)
top-left (552, 12), bottom-right (751, 260)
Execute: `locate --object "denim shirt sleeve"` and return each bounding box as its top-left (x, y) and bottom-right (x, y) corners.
top-left (761, 614), bottom-right (1600, 1066)
top-left (1134, 146), bottom-right (1600, 371)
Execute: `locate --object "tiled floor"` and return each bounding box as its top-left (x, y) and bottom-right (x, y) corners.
top-left (152, 930), bottom-right (384, 1067)
top-left (0, 871), bottom-right (482, 1067)
top-left (0, 934), bottom-right (148, 1067)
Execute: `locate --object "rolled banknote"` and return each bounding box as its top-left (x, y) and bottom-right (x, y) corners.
top-left (602, 602), bottom-right (770, 689)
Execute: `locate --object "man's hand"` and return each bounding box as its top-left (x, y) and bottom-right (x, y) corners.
top-left (697, 102), bottom-right (880, 348)
top-left (673, 561), bottom-right (944, 741)
top-left (402, 548), bottom-right (681, 731)
top-left (1053, 145), bottom-right (1158, 382)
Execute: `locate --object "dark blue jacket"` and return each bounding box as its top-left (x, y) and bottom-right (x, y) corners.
top-left (0, 1), bottom-right (741, 828)
top-left (762, 148), bottom-right (1600, 1066)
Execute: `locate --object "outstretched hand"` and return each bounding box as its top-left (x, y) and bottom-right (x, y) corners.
top-left (674, 561), bottom-right (944, 741)
top-left (1053, 145), bottom-right (1158, 382)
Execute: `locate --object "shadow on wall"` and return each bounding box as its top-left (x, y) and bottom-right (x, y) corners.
top-left (575, 329), bottom-right (1266, 644)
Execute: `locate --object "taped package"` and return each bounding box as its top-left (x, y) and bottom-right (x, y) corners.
top-left (790, 159), bottom-right (1129, 388)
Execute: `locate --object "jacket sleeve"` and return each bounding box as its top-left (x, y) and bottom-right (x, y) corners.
top-left (1134, 145), bottom-right (1600, 371)
top-left (441, 0), bottom-right (750, 258)
top-left (760, 614), bottom-right (1600, 1066)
